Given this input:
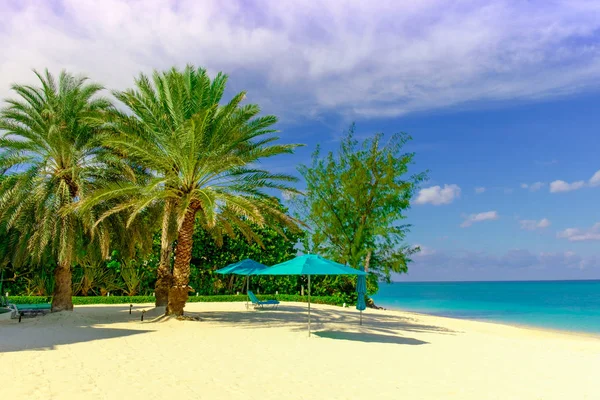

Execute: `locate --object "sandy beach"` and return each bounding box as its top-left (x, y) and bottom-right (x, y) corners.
top-left (1, 302), bottom-right (599, 400)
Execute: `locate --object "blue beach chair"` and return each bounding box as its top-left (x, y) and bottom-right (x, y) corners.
top-left (247, 291), bottom-right (279, 309)
top-left (7, 298), bottom-right (52, 322)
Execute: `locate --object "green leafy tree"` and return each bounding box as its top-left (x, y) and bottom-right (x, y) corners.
top-left (295, 124), bottom-right (426, 287)
top-left (85, 66), bottom-right (302, 315)
top-left (189, 202), bottom-right (303, 295)
top-left (0, 70), bottom-right (116, 311)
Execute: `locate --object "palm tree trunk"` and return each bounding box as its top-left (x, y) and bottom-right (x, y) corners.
top-left (52, 261), bottom-right (73, 312)
top-left (364, 250), bottom-right (372, 272)
top-left (166, 207), bottom-right (197, 316)
top-left (155, 200), bottom-right (174, 307)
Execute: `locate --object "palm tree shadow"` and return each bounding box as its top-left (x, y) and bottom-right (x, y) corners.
top-left (0, 305), bottom-right (159, 353)
top-left (0, 325), bottom-right (152, 353)
top-left (314, 330), bottom-right (428, 345)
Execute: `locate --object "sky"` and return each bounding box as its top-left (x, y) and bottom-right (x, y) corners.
top-left (1, 0), bottom-right (600, 281)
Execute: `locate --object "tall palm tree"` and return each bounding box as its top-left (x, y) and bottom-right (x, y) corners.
top-left (88, 66), bottom-right (301, 315)
top-left (100, 66), bottom-right (232, 307)
top-left (0, 70), bottom-right (115, 311)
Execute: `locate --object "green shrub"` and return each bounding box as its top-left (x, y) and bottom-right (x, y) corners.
top-left (6, 294), bottom-right (347, 307)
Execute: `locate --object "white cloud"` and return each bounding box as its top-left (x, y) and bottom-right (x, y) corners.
top-left (520, 182), bottom-right (545, 191)
top-left (557, 223), bottom-right (600, 241)
top-left (589, 170), bottom-right (600, 187)
top-left (474, 187), bottom-right (486, 194)
top-left (399, 248), bottom-right (600, 281)
top-left (3, 1), bottom-right (600, 119)
top-left (503, 188), bottom-right (514, 194)
top-left (537, 218), bottom-right (551, 228)
top-left (519, 218), bottom-right (551, 230)
top-left (460, 211), bottom-right (499, 228)
top-left (548, 170), bottom-right (600, 193)
top-left (549, 180), bottom-right (586, 193)
top-left (281, 190), bottom-right (295, 201)
top-left (415, 184), bottom-right (461, 206)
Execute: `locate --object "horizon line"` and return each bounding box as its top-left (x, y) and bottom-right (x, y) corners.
top-left (389, 278), bottom-right (600, 283)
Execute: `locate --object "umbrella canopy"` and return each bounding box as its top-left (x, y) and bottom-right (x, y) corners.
top-left (256, 254), bottom-right (366, 336)
top-left (215, 259), bottom-right (268, 308)
top-left (215, 259), bottom-right (268, 276)
top-left (255, 254), bottom-right (366, 277)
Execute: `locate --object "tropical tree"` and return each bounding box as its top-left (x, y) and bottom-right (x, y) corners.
top-left (85, 66), bottom-right (302, 315)
top-left (98, 67), bottom-right (235, 307)
top-left (0, 70), bottom-right (116, 311)
top-left (295, 124), bottom-right (427, 283)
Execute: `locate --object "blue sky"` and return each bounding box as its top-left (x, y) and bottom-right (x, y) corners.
top-left (2, 0), bottom-right (600, 281)
top-left (277, 94), bottom-right (600, 281)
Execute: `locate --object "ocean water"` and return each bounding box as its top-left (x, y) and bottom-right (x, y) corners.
top-left (372, 280), bottom-right (600, 334)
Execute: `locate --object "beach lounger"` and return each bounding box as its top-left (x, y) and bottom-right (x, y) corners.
top-left (8, 302), bottom-right (52, 322)
top-left (247, 291), bottom-right (279, 309)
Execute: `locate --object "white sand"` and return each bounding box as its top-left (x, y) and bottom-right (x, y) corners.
top-left (1, 302), bottom-right (599, 400)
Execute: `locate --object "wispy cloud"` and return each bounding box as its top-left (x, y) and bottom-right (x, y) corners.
top-left (548, 169), bottom-right (600, 193)
top-left (2, 1), bottom-right (600, 119)
top-left (519, 218), bottom-right (550, 230)
top-left (590, 171), bottom-right (600, 187)
top-left (549, 180), bottom-right (586, 193)
top-left (557, 223), bottom-right (600, 241)
top-left (520, 182), bottom-right (545, 191)
top-left (474, 187), bottom-right (486, 194)
top-left (399, 247), bottom-right (600, 281)
top-left (415, 184), bottom-right (461, 206)
top-left (460, 210), bottom-right (498, 228)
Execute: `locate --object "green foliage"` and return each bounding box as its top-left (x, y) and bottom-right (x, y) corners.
top-left (7, 294), bottom-right (346, 306)
top-left (0, 70), bottom-right (114, 268)
top-left (295, 124), bottom-right (426, 285)
top-left (22, 264), bottom-right (55, 296)
top-left (120, 260), bottom-right (146, 296)
top-left (188, 208), bottom-right (303, 295)
top-left (0, 70), bottom-right (156, 310)
top-left (84, 65), bottom-right (303, 250)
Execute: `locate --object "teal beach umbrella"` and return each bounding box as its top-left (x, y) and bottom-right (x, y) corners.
top-left (256, 254), bottom-right (366, 336)
top-left (215, 259), bottom-right (268, 308)
top-left (356, 268), bottom-right (367, 325)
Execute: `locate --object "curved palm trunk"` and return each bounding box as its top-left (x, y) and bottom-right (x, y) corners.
top-left (155, 200), bottom-right (174, 307)
top-left (52, 261), bottom-right (73, 312)
top-left (364, 250), bottom-right (371, 273)
top-left (166, 207), bottom-right (197, 316)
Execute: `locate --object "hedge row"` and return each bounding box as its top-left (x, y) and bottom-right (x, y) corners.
top-left (6, 294), bottom-right (346, 306)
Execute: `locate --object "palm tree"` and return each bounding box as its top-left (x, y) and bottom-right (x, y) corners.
top-left (0, 70), bottom-right (115, 311)
top-left (101, 66), bottom-right (233, 307)
top-left (88, 66), bottom-right (301, 315)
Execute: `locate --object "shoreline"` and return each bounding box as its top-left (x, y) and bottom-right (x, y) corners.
top-left (374, 304), bottom-right (600, 340)
top-left (374, 304), bottom-right (600, 339)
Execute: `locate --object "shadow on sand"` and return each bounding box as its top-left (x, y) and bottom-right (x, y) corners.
top-left (314, 330), bottom-right (429, 345)
top-left (0, 325), bottom-right (152, 353)
top-left (0, 305), bottom-right (156, 353)
top-left (0, 303), bottom-right (453, 352)
top-left (196, 304), bottom-right (456, 338)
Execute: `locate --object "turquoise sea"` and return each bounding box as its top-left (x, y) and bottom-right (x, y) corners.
top-left (372, 280), bottom-right (600, 334)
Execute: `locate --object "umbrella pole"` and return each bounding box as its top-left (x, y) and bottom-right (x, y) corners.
top-left (308, 274), bottom-right (311, 337)
top-left (246, 276), bottom-right (250, 309)
top-left (360, 309), bottom-right (362, 326)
